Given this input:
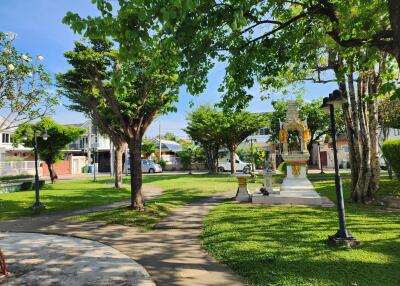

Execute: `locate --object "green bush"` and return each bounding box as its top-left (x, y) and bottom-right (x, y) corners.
top-left (0, 174), bottom-right (34, 182)
top-left (158, 159), bottom-right (167, 169)
top-left (382, 138), bottom-right (400, 178)
top-left (278, 162), bottom-right (287, 174)
top-left (33, 180), bottom-right (46, 189)
top-left (20, 181), bottom-right (33, 190)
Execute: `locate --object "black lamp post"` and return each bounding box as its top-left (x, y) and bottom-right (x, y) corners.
top-left (188, 147), bottom-right (192, 175)
top-left (318, 142), bottom-right (325, 174)
top-left (92, 143), bottom-right (99, 182)
top-left (321, 90), bottom-right (359, 247)
top-left (21, 129), bottom-right (48, 209)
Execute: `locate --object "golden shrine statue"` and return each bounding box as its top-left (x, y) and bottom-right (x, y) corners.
top-left (280, 101), bottom-right (311, 155)
top-left (252, 100), bottom-right (322, 206)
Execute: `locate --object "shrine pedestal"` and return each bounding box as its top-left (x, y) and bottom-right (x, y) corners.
top-left (232, 173), bottom-right (251, 202)
top-left (252, 153), bottom-right (322, 206)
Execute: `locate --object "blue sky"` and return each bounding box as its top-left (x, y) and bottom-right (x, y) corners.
top-left (1, 0), bottom-right (337, 138)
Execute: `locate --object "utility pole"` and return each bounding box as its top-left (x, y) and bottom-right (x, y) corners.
top-left (159, 121), bottom-right (162, 161)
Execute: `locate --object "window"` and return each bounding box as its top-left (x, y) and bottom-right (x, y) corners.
top-left (258, 128), bottom-right (269, 135)
top-left (1, 133), bottom-right (10, 143)
top-left (342, 145), bottom-right (349, 153)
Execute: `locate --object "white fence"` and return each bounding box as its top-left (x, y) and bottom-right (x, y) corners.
top-left (0, 161), bottom-right (40, 176)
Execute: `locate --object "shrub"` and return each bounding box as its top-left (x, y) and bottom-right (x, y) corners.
top-left (34, 180), bottom-right (46, 189)
top-left (382, 138), bottom-right (400, 178)
top-left (0, 174), bottom-right (34, 182)
top-left (20, 181), bottom-right (33, 190)
top-left (158, 159), bottom-right (167, 169)
top-left (277, 162), bottom-right (287, 174)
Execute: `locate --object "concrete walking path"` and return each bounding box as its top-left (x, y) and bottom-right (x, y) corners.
top-left (0, 232), bottom-right (155, 286)
top-left (0, 185), bottom-right (163, 232)
top-left (0, 189), bottom-right (244, 286)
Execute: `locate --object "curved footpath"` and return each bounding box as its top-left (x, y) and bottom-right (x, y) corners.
top-left (0, 187), bottom-right (243, 286)
top-left (0, 232), bottom-right (154, 286)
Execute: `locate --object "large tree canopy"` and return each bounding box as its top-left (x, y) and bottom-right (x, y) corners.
top-left (13, 117), bottom-right (84, 183)
top-left (57, 39), bottom-right (128, 188)
top-left (63, 1), bottom-right (181, 210)
top-left (185, 105), bottom-right (224, 173)
top-left (220, 111), bottom-right (267, 173)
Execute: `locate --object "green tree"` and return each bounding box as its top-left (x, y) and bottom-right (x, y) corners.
top-left (221, 112), bottom-right (267, 173)
top-left (57, 39), bottom-right (127, 188)
top-left (176, 143), bottom-right (199, 171)
top-left (63, 2), bottom-right (181, 210)
top-left (142, 138), bottom-right (156, 158)
top-left (13, 117), bottom-right (84, 183)
top-left (0, 32), bottom-right (57, 132)
top-left (145, 0), bottom-right (397, 203)
top-left (185, 106), bottom-right (224, 173)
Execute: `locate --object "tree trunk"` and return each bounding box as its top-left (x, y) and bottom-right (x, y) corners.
top-left (388, 0), bottom-right (400, 67)
top-left (47, 161), bottom-right (58, 183)
top-left (128, 137), bottom-right (144, 211)
top-left (205, 146), bottom-right (214, 173)
top-left (229, 147), bottom-right (236, 174)
top-left (205, 144), bottom-right (219, 173)
top-left (366, 75), bottom-right (381, 200)
top-left (353, 74), bottom-right (372, 203)
top-left (114, 142), bottom-right (126, 188)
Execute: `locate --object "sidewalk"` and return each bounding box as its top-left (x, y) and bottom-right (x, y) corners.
top-left (0, 190), bottom-right (243, 286)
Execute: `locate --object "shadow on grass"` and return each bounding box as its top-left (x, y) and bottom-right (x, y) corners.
top-left (202, 202), bottom-right (400, 286)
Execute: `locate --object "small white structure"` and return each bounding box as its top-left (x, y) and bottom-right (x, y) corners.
top-left (232, 173), bottom-right (251, 202)
top-left (253, 101), bottom-right (322, 206)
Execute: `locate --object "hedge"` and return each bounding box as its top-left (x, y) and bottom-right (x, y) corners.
top-left (382, 138), bottom-right (400, 178)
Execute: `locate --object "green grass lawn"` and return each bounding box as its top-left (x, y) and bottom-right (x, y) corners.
top-left (69, 174), bottom-right (257, 229)
top-left (0, 178), bottom-right (131, 220)
top-left (202, 177), bottom-right (400, 286)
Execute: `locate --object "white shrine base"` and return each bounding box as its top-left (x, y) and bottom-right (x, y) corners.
top-left (252, 177), bottom-right (322, 206)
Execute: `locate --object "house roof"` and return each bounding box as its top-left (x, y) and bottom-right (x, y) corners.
top-left (155, 139), bottom-right (182, 152)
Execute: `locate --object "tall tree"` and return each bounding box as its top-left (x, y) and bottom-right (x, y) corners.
top-left (144, 0), bottom-right (398, 203)
top-left (142, 138), bottom-right (156, 158)
top-left (221, 111), bottom-right (267, 173)
top-left (0, 32), bottom-right (57, 132)
top-left (185, 105), bottom-right (224, 173)
top-left (13, 117), bottom-right (84, 183)
top-left (162, 132), bottom-right (178, 142)
top-left (63, 2), bottom-right (180, 210)
top-left (57, 40), bottom-right (127, 188)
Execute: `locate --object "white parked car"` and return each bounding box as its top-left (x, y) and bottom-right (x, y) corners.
top-left (217, 155), bottom-right (252, 173)
top-left (127, 159), bottom-right (163, 173)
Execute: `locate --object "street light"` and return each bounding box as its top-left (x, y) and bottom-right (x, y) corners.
top-left (317, 141), bottom-right (325, 174)
top-left (321, 90), bottom-right (359, 247)
top-left (92, 142), bottom-right (99, 181)
top-left (187, 147), bottom-right (192, 175)
top-left (21, 129), bottom-right (48, 209)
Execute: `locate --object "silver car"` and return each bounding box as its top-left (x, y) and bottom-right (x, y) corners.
top-left (127, 159), bottom-right (163, 173)
top-left (141, 160), bottom-right (162, 173)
